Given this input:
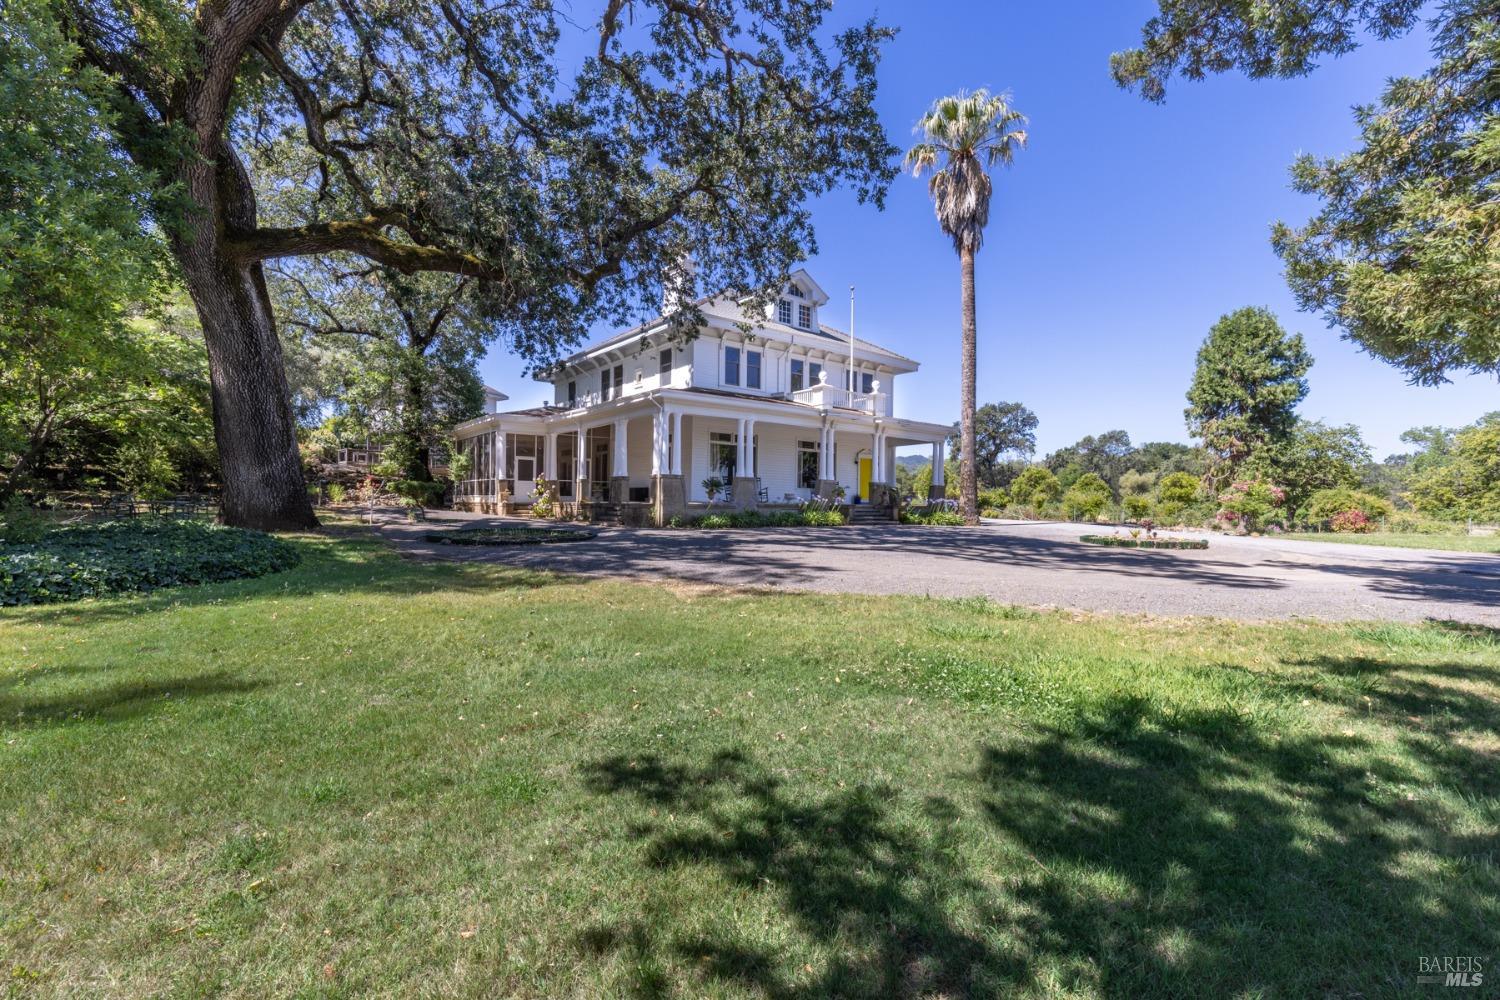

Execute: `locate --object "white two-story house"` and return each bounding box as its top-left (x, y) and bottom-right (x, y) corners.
top-left (451, 269), bottom-right (951, 524)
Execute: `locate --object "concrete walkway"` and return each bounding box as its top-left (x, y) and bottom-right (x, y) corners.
top-left (378, 511), bottom-right (1500, 624)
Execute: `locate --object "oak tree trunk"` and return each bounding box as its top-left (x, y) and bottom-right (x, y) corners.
top-left (958, 244), bottom-right (979, 525)
top-left (173, 145), bottom-right (318, 531)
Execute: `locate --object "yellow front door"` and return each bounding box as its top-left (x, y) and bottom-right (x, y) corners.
top-left (858, 456), bottom-right (872, 501)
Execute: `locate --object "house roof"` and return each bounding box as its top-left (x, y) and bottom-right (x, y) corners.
top-left (540, 269), bottom-right (914, 376)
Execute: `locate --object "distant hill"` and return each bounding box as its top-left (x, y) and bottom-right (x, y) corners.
top-left (895, 454), bottom-right (932, 469)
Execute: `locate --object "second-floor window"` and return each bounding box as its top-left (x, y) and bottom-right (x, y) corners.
top-left (746, 351), bottom-right (762, 389)
top-left (600, 367), bottom-right (612, 400)
top-left (659, 348), bottom-right (672, 383)
top-left (797, 304), bottom-right (812, 329)
top-left (776, 300), bottom-right (792, 325)
top-left (613, 364), bottom-right (623, 398)
top-left (567, 380), bottom-right (576, 406)
top-left (790, 359), bottom-right (804, 392)
top-left (724, 345), bottom-right (740, 386)
top-left (862, 372), bottom-right (874, 394)
top-left (810, 362), bottom-right (823, 385)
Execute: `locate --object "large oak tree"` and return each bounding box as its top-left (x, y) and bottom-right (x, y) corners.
top-left (59, 0), bottom-right (897, 528)
top-left (1114, 0), bottom-right (1498, 386)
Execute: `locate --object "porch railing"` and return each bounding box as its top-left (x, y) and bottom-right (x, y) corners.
top-left (788, 385), bottom-right (889, 415)
top-left (454, 477), bottom-right (499, 498)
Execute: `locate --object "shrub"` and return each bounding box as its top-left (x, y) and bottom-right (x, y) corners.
top-left (701, 477), bottom-right (727, 503)
top-left (1062, 473), bottom-right (1112, 521)
top-left (425, 525), bottom-right (595, 545)
top-left (1123, 494), bottom-right (1152, 520)
top-left (900, 509), bottom-right (965, 526)
top-left (0, 495), bottom-right (46, 544)
top-left (979, 507), bottom-right (1004, 519)
top-left (1011, 467), bottom-right (1061, 507)
top-left (530, 476), bottom-right (557, 518)
top-left (0, 519), bottom-right (299, 606)
top-left (326, 483), bottom-right (348, 505)
top-left (1080, 533), bottom-right (1208, 550)
top-left (1330, 509), bottom-right (1376, 533)
top-left (1157, 471), bottom-right (1201, 507)
top-left (391, 479), bottom-right (446, 508)
top-left (666, 510), bottom-right (845, 530)
top-left (1301, 488), bottom-right (1394, 525)
top-left (1216, 480), bottom-right (1287, 533)
top-left (978, 487), bottom-right (1010, 510)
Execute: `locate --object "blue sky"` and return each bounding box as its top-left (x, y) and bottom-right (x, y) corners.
top-left (477, 1), bottom-right (1496, 460)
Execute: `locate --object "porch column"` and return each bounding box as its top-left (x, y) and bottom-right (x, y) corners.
top-left (930, 439), bottom-right (946, 501)
top-left (575, 426), bottom-right (589, 501)
top-left (546, 431), bottom-right (558, 481)
top-left (609, 418), bottom-right (629, 503)
top-left (494, 431), bottom-right (508, 500)
top-left (669, 410), bottom-right (683, 475)
top-left (746, 419), bottom-right (756, 477)
top-left (732, 416), bottom-right (758, 509)
top-left (651, 409), bottom-right (665, 476)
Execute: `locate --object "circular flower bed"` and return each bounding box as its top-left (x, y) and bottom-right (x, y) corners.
top-left (1080, 534), bottom-right (1209, 550)
top-left (424, 525), bottom-right (597, 546)
top-left (1, 519), bottom-right (300, 606)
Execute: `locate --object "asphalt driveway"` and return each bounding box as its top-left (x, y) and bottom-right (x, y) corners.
top-left (381, 513), bottom-right (1500, 624)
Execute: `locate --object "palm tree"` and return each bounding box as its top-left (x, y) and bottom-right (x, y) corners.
top-left (906, 90), bottom-right (1027, 525)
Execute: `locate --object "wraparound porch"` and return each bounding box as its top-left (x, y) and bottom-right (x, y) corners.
top-left (450, 390), bottom-right (950, 525)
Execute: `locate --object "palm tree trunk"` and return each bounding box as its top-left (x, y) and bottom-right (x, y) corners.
top-left (959, 244), bottom-right (979, 525)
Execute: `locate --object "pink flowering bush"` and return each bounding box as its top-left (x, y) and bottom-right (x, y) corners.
top-left (1215, 480), bottom-right (1287, 533)
top-left (1330, 509), bottom-right (1375, 533)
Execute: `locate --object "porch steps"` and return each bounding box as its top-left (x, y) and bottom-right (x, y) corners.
top-left (847, 503), bottom-right (894, 525)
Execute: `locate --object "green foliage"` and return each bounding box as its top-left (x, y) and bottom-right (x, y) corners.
top-left (1123, 494), bottom-right (1153, 520)
top-left (325, 483), bottom-right (348, 505)
top-left (1186, 308), bottom-right (1312, 491)
top-left (978, 487), bottom-right (1011, 510)
top-left (530, 477), bottom-right (558, 519)
top-left (669, 510), bottom-right (846, 529)
top-left (900, 509), bottom-right (966, 526)
top-left (1215, 480), bottom-right (1288, 533)
top-left (1301, 488), bottom-right (1395, 525)
top-left (1080, 534), bottom-right (1208, 550)
top-left (425, 525), bottom-right (595, 545)
top-left (701, 477), bottom-right (727, 503)
top-left (1405, 412), bottom-right (1500, 519)
top-left (1011, 466), bottom-right (1062, 507)
top-left (0, 4), bottom-right (213, 496)
top-left (111, 440), bottom-right (178, 501)
top-left (1157, 471), bottom-right (1202, 506)
top-left (0, 495), bottom-right (45, 544)
top-left (1062, 473), bottom-right (1113, 521)
top-left (1259, 420), bottom-right (1372, 513)
top-left (391, 479), bottom-right (446, 509)
top-left (1115, 1), bottom-right (1497, 385)
top-left (1045, 430), bottom-right (1133, 494)
top-left (950, 402), bottom-right (1039, 486)
top-left (0, 520), bottom-right (299, 606)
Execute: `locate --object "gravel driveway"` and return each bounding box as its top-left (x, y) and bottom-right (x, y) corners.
top-left (381, 513), bottom-right (1500, 624)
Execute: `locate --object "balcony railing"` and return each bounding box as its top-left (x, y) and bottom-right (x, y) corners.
top-left (789, 385), bottom-right (890, 415)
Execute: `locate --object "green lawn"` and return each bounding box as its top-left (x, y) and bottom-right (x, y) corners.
top-left (2, 534), bottom-right (1497, 997)
top-left (1281, 531), bottom-right (1500, 553)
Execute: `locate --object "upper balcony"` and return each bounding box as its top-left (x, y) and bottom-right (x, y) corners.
top-left (789, 381), bottom-right (890, 416)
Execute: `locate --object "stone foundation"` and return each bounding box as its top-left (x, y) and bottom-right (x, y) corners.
top-left (731, 476), bottom-right (759, 511)
top-left (608, 476), bottom-right (630, 504)
top-left (652, 475), bottom-right (686, 525)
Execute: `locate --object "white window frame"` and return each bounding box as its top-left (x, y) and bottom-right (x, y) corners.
top-left (797, 303), bottom-right (812, 329)
top-left (776, 300), bottom-right (792, 325)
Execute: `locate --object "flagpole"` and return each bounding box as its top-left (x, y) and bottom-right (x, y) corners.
top-left (848, 284), bottom-right (856, 400)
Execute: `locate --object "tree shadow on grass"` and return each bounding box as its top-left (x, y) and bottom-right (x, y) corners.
top-left (0, 670), bottom-right (265, 728)
top-left (578, 680), bottom-right (1499, 997)
top-left (579, 748), bottom-right (1023, 998)
top-left (974, 693), bottom-right (1500, 997)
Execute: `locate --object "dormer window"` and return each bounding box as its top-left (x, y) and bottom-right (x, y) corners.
top-left (776, 300), bottom-right (792, 325)
top-left (786, 284), bottom-right (803, 298)
top-left (797, 304), bottom-right (812, 329)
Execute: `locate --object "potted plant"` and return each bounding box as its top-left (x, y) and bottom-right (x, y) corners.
top-left (701, 476), bottom-right (725, 504)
